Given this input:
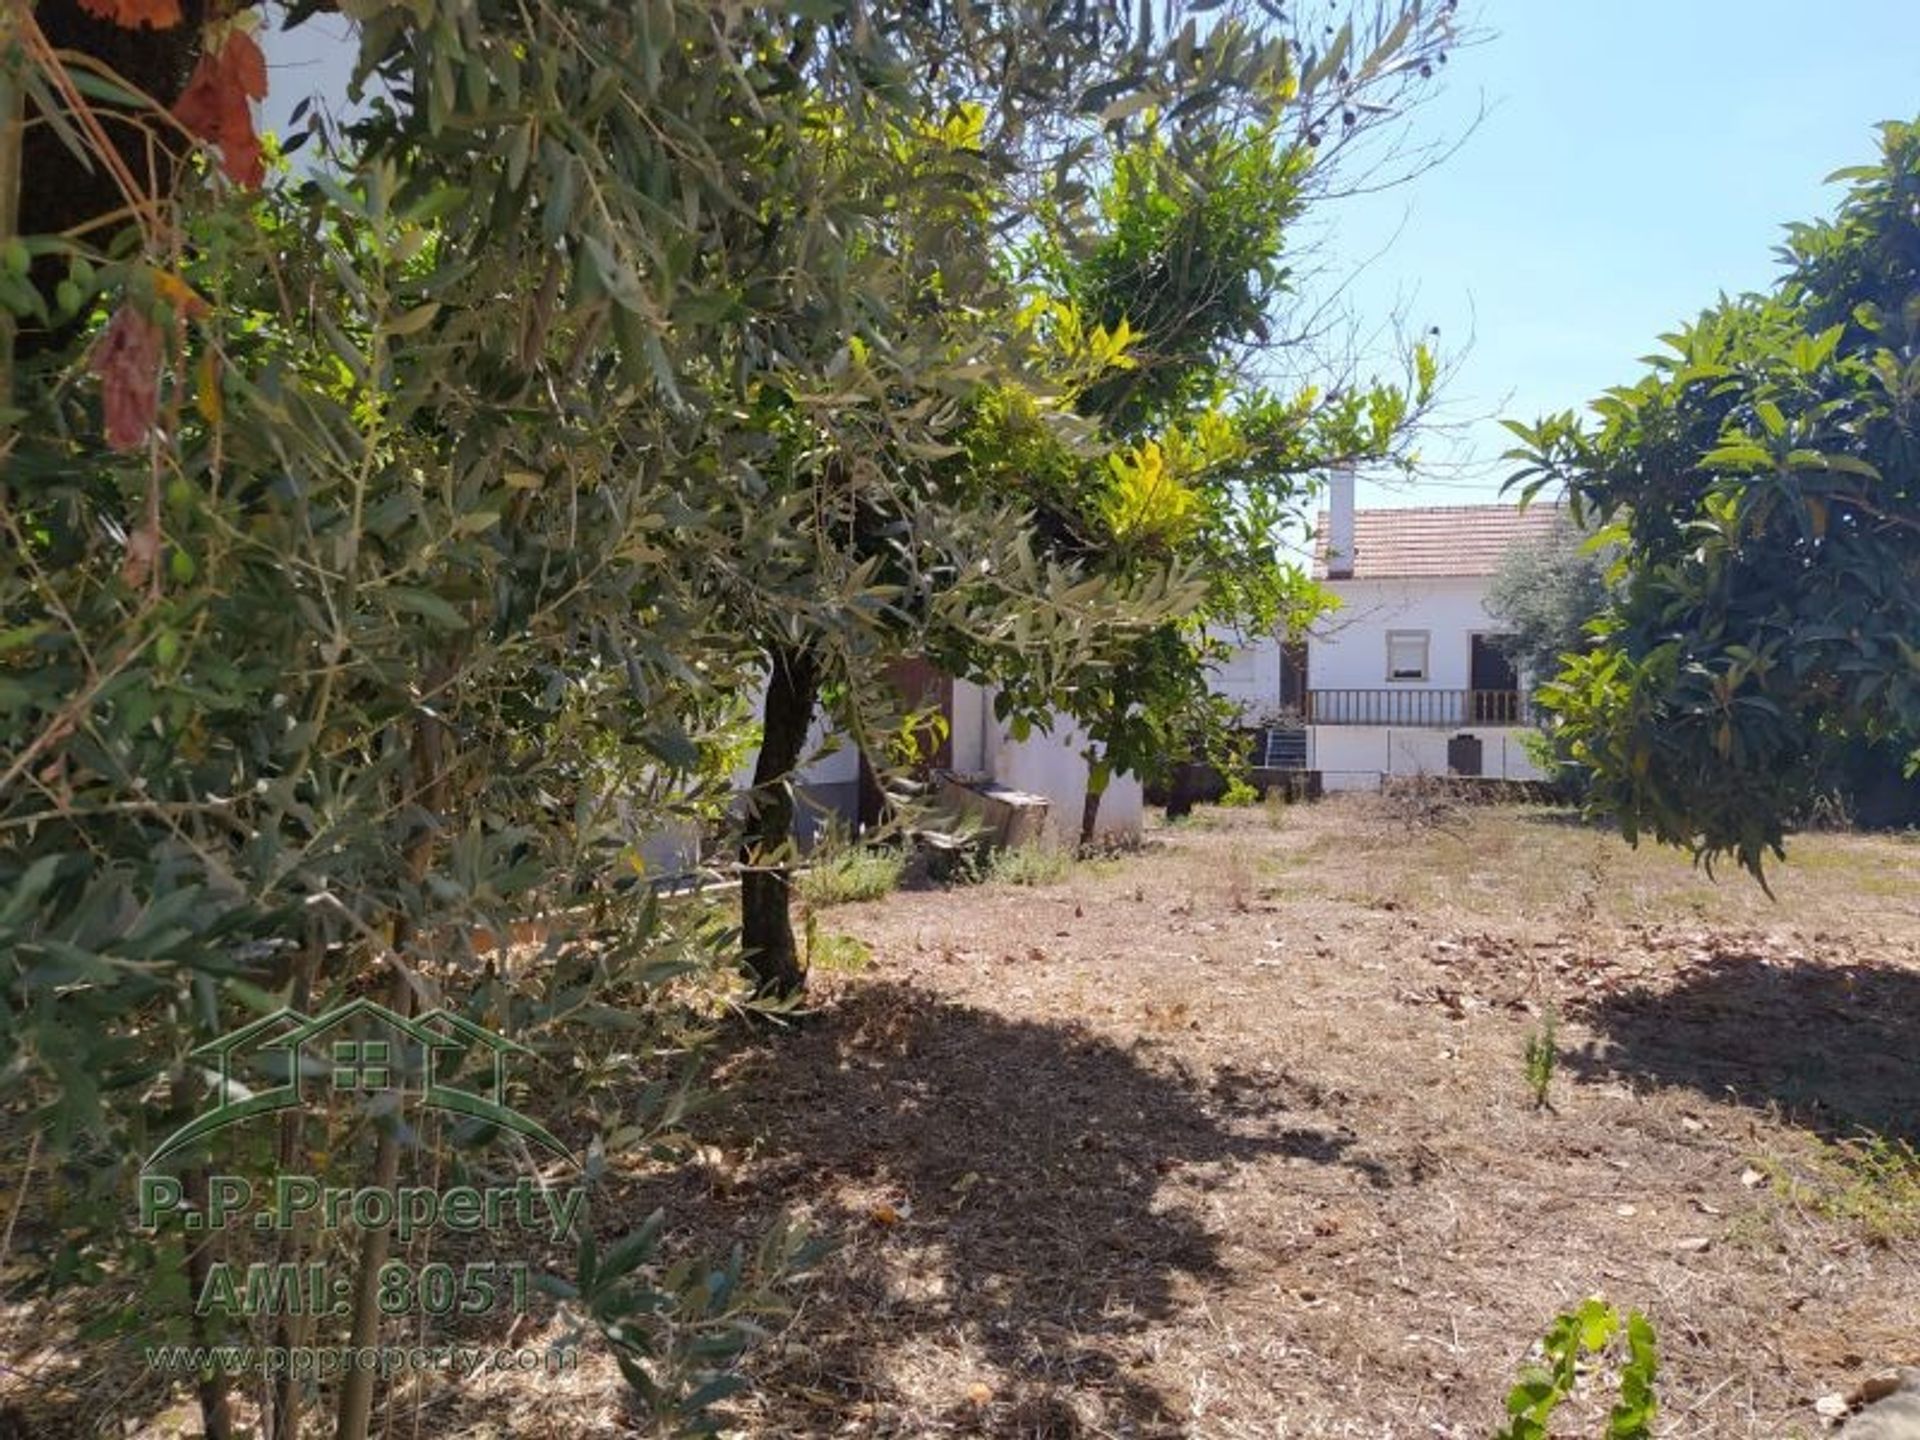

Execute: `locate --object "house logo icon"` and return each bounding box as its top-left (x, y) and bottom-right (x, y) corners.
top-left (145, 999), bottom-right (570, 1168)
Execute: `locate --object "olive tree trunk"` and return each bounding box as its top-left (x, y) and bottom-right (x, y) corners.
top-left (337, 668), bottom-right (449, 1440)
top-left (741, 645), bottom-right (819, 998)
top-left (1079, 783), bottom-right (1103, 849)
top-left (180, 1121), bottom-right (234, 1440)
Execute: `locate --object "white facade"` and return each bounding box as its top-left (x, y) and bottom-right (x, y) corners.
top-left (1207, 624), bottom-right (1287, 721)
top-left (633, 683), bottom-right (868, 882)
top-left (1311, 725), bottom-right (1542, 792)
top-left (701, 674), bottom-right (1142, 868)
top-left (1307, 573), bottom-right (1542, 791)
top-left (722, 679), bottom-right (866, 845)
top-left (1203, 543), bottom-right (1549, 792)
top-left (949, 679), bottom-right (1145, 846)
top-left (1310, 576), bottom-right (1503, 691)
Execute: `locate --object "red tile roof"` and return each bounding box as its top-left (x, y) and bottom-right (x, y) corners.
top-left (1312, 503), bottom-right (1566, 580)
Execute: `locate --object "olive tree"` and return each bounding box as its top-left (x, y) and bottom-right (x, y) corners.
top-left (1485, 512), bottom-right (1613, 701)
top-left (0, 2), bottom-right (1389, 1433)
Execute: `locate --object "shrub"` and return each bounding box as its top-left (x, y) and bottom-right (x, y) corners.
top-left (566, 1208), bottom-right (826, 1432)
top-left (1523, 1007), bottom-right (1559, 1111)
top-left (797, 847), bottom-right (906, 908)
top-left (808, 930), bottom-right (875, 975)
top-left (799, 910), bottom-right (876, 976)
top-left (1763, 1131), bottom-right (1920, 1247)
top-left (1220, 775), bottom-right (1262, 807)
top-left (987, 842), bottom-right (1075, 887)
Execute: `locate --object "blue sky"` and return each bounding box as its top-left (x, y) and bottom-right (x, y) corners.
top-left (263, 5), bottom-right (1920, 513)
top-left (1313, 1), bottom-right (1920, 509)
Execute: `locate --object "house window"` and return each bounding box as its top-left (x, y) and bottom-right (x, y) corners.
top-left (1385, 630), bottom-right (1429, 682)
top-left (332, 1039), bottom-right (391, 1091)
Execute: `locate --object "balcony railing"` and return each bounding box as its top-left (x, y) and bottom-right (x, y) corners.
top-left (1306, 688), bottom-right (1528, 728)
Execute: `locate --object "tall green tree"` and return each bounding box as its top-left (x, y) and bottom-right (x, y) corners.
top-left (998, 10), bottom-right (1456, 841)
top-left (1506, 118), bottom-right (1920, 875)
top-left (1485, 513), bottom-right (1613, 701)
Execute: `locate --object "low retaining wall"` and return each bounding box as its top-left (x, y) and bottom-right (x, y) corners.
top-left (1378, 775), bottom-right (1566, 805)
top-left (1147, 763), bottom-right (1324, 810)
top-left (1254, 768), bottom-right (1324, 802)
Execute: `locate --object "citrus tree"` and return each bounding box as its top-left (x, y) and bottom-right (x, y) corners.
top-left (987, 13), bottom-right (1458, 840)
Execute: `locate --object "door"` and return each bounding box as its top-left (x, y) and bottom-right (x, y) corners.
top-left (1447, 732), bottom-right (1484, 777)
top-left (858, 658), bottom-right (954, 827)
top-left (1278, 641), bottom-right (1308, 713)
top-left (1470, 634), bottom-right (1519, 724)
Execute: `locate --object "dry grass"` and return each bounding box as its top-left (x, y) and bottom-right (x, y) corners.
top-left (7, 798), bottom-right (1919, 1437)
top-left (689, 799), bottom-right (1920, 1437)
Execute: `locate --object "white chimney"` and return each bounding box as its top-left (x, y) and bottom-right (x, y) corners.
top-left (1326, 465), bottom-right (1356, 579)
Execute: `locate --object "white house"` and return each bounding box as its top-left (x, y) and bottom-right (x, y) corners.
top-left (942, 678), bottom-right (1146, 844)
top-left (649, 667), bottom-right (1141, 881)
top-left (1215, 473), bottom-right (1564, 791)
top-left (753, 678), bottom-right (1140, 851)
top-left (764, 673), bottom-right (1143, 849)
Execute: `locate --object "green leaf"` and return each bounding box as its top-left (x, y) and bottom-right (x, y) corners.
top-left (382, 587), bottom-right (469, 630)
top-left (1100, 90), bottom-right (1159, 124)
top-left (381, 302), bottom-right (442, 337)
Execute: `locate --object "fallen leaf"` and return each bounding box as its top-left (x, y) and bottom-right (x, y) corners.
top-left (194, 349), bottom-right (222, 425)
top-left (1814, 1392), bottom-right (1850, 1421)
top-left (153, 271), bottom-right (210, 319)
top-left (1674, 1236), bottom-right (1713, 1254)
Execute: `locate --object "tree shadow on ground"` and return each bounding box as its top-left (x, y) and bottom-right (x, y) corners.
top-left (683, 979), bottom-right (1382, 1437)
top-left (1566, 948), bottom-right (1920, 1145)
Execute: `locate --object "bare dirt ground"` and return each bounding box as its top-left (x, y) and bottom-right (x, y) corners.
top-left (6, 797), bottom-right (1917, 1438)
top-left (688, 798), bottom-right (1920, 1438)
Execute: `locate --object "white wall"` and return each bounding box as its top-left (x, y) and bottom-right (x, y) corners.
top-left (726, 680), bottom-right (862, 792)
top-left (950, 678), bottom-right (990, 773)
top-left (1308, 576), bottom-right (1498, 692)
top-left (632, 818), bottom-right (704, 880)
top-left (1303, 574), bottom-right (1543, 790)
top-left (1206, 625), bottom-right (1284, 718)
top-left (943, 680), bottom-right (1142, 844)
top-left (986, 721), bottom-right (1144, 845)
top-left (726, 676), bottom-right (864, 847)
top-left (724, 676), bottom-right (1147, 847)
top-left (1312, 725), bottom-right (1545, 791)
